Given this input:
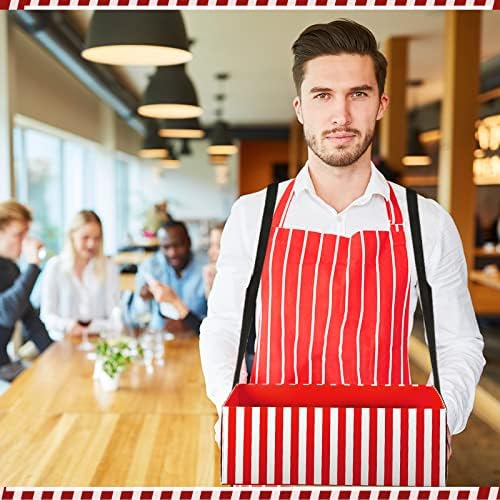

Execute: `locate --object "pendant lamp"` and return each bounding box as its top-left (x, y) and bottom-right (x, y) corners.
top-left (138, 65), bottom-right (202, 120)
top-left (158, 117), bottom-right (205, 139)
top-left (161, 143), bottom-right (180, 169)
top-left (207, 120), bottom-right (238, 156)
top-left (82, 11), bottom-right (192, 66)
top-left (139, 120), bottom-right (168, 159)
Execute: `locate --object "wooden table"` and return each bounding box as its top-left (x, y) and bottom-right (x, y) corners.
top-left (470, 269), bottom-right (500, 291)
top-left (120, 273), bottom-right (136, 292)
top-left (0, 337), bottom-right (220, 486)
top-left (113, 251), bottom-right (153, 266)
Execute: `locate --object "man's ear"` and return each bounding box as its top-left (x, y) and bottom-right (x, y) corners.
top-left (376, 93), bottom-right (389, 121)
top-left (293, 96), bottom-right (304, 125)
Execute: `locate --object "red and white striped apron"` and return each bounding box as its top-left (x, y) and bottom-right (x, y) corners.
top-left (251, 179), bottom-right (412, 386)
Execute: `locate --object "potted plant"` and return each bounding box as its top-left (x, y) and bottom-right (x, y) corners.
top-left (94, 338), bottom-right (143, 391)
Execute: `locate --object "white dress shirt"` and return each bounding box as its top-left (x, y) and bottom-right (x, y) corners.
top-left (40, 254), bottom-right (121, 340)
top-left (200, 163), bottom-right (485, 435)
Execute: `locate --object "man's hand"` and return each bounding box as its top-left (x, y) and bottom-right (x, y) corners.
top-left (149, 282), bottom-right (189, 319)
top-left (22, 237), bottom-right (44, 266)
top-left (139, 283), bottom-right (154, 300)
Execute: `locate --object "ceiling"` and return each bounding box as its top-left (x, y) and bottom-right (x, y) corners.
top-left (68, 11), bottom-right (500, 127)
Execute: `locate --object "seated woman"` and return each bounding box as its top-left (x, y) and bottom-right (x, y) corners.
top-left (41, 210), bottom-right (121, 341)
top-left (202, 222), bottom-right (224, 298)
top-left (0, 201), bottom-right (52, 372)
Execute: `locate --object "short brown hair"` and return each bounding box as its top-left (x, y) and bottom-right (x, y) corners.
top-left (0, 200), bottom-right (32, 231)
top-left (292, 19), bottom-right (388, 96)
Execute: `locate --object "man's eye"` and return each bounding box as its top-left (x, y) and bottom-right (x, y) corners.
top-left (315, 93), bottom-right (329, 100)
top-left (352, 91), bottom-right (368, 98)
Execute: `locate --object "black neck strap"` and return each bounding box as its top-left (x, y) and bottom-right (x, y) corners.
top-left (406, 188), bottom-right (441, 394)
top-left (232, 183), bottom-right (278, 388)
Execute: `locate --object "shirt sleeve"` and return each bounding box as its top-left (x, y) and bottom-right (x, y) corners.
top-left (88, 260), bottom-right (122, 334)
top-left (199, 194), bottom-right (263, 415)
top-left (421, 198), bottom-right (486, 435)
top-left (40, 258), bottom-right (73, 340)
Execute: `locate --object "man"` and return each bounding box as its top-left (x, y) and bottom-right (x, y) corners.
top-left (134, 220), bottom-right (207, 333)
top-left (200, 19), bottom-right (485, 452)
top-left (0, 201), bottom-right (52, 377)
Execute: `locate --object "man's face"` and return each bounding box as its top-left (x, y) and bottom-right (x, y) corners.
top-left (0, 220), bottom-right (30, 261)
top-left (158, 226), bottom-right (191, 272)
top-left (293, 53), bottom-right (388, 168)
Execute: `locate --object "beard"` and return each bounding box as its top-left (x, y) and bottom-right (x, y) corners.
top-left (304, 125), bottom-right (375, 168)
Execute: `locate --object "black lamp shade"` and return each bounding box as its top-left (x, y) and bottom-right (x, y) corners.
top-left (158, 117), bottom-right (205, 139)
top-left (138, 66), bottom-right (202, 119)
top-left (207, 120), bottom-right (238, 155)
top-left (161, 143), bottom-right (180, 168)
top-left (139, 120), bottom-right (167, 158)
top-left (403, 124), bottom-right (431, 167)
top-left (82, 11), bottom-right (192, 66)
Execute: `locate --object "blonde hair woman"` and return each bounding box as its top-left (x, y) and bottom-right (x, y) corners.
top-left (41, 210), bottom-right (121, 341)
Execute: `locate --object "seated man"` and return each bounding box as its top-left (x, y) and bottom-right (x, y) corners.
top-left (133, 220), bottom-right (207, 334)
top-left (0, 201), bottom-right (52, 378)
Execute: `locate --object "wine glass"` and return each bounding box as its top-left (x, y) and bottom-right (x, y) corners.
top-left (77, 303), bottom-right (94, 352)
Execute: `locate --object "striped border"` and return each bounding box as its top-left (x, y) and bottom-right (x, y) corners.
top-left (0, 0), bottom-right (498, 9)
top-left (1, 487), bottom-right (500, 500)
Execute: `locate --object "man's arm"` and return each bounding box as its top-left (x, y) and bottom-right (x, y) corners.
top-left (199, 194), bottom-right (263, 415)
top-left (0, 264), bottom-right (40, 328)
top-left (421, 197), bottom-right (486, 435)
top-left (21, 304), bottom-right (53, 353)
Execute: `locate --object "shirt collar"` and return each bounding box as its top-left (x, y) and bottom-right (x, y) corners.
top-left (294, 162), bottom-right (390, 203)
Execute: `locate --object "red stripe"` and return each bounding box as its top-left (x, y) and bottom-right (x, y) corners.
top-left (384, 408), bottom-right (393, 486)
top-left (297, 232), bottom-right (320, 383)
top-left (369, 407), bottom-right (378, 485)
top-left (306, 407), bottom-right (315, 484)
top-left (432, 409), bottom-right (441, 486)
top-left (322, 407), bottom-right (331, 485)
top-left (400, 407), bottom-right (409, 486)
top-left (227, 408), bottom-right (237, 484)
top-left (337, 407), bottom-right (346, 485)
top-left (290, 406), bottom-right (300, 484)
top-left (275, 406), bottom-right (284, 485)
top-left (243, 406), bottom-right (252, 484)
top-left (352, 408), bottom-right (362, 485)
top-left (342, 234), bottom-right (363, 384)
top-left (415, 409), bottom-right (425, 486)
top-left (272, 181), bottom-right (294, 229)
top-left (325, 236), bottom-right (348, 383)
top-left (259, 406), bottom-right (268, 484)
top-left (310, 234), bottom-right (336, 384)
top-left (358, 232), bottom-right (378, 384)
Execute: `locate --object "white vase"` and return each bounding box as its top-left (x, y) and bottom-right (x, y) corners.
top-left (99, 369), bottom-right (120, 392)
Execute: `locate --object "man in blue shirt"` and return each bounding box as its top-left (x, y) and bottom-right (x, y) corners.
top-left (133, 221), bottom-right (207, 333)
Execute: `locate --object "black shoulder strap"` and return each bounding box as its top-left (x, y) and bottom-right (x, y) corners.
top-left (232, 183), bottom-right (279, 388)
top-left (406, 188), bottom-right (441, 394)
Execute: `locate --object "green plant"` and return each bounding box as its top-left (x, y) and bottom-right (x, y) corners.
top-left (96, 339), bottom-right (143, 378)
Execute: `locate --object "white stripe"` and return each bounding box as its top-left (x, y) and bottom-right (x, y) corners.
top-left (408, 408), bottom-right (417, 486)
top-left (279, 189), bottom-right (295, 227)
top-left (251, 407), bottom-right (260, 483)
top-left (440, 408), bottom-right (447, 486)
top-left (330, 408), bottom-right (338, 484)
top-left (235, 407), bottom-right (245, 484)
top-left (265, 229), bottom-right (279, 384)
top-left (282, 407), bottom-right (291, 484)
top-left (314, 408), bottom-right (323, 484)
top-left (373, 232), bottom-right (380, 384)
top-left (392, 409), bottom-right (401, 486)
top-left (401, 257), bottom-right (411, 383)
top-left (387, 191), bottom-right (396, 224)
top-left (321, 234), bottom-right (340, 384)
top-left (338, 236), bottom-right (352, 384)
top-left (361, 408), bottom-right (370, 485)
top-left (280, 229), bottom-right (293, 383)
top-left (345, 408), bottom-right (354, 485)
top-left (298, 407), bottom-right (308, 484)
top-left (191, 491), bottom-right (201, 500)
top-left (355, 232), bottom-right (366, 384)
top-left (267, 407), bottom-right (276, 484)
top-left (221, 407), bottom-right (229, 483)
top-left (309, 233), bottom-right (325, 383)
top-left (376, 408), bottom-right (385, 485)
top-left (387, 227), bottom-right (396, 384)
top-left (424, 409), bottom-right (433, 486)
top-left (488, 487), bottom-right (500, 500)
top-left (294, 231), bottom-right (309, 383)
